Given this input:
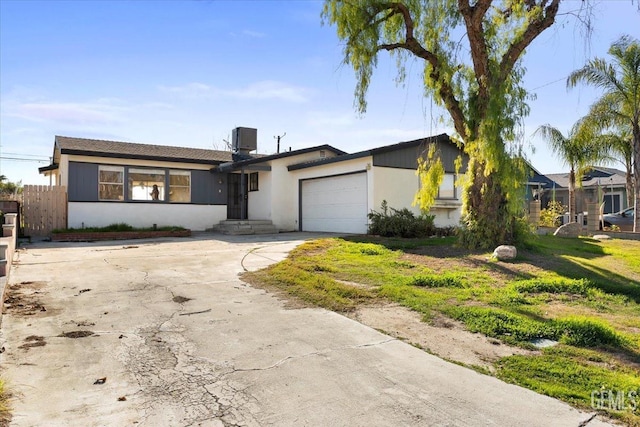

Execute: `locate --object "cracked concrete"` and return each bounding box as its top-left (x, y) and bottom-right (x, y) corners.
top-left (1, 232), bottom-right (616, 426)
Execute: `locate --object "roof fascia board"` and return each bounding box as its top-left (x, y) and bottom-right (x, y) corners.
top-left (59, 149), bottom-right (223, 165)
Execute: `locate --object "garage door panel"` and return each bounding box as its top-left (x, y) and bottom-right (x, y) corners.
top-left (301, 173), bottom-right (368, 234)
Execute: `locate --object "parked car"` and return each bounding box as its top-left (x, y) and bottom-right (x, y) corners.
top-left (601, 207), bottom-right (635, 231)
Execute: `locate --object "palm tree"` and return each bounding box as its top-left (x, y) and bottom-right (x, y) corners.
top-left (535, 119), bottom-right (606, 222)
top-left (599, 127), bottom-right (633, 209)
top-left (568, 35), bottom-right (640, 232)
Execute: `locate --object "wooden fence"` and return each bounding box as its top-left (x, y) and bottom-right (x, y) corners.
top-left (22, 185), bottom-right (67, 237)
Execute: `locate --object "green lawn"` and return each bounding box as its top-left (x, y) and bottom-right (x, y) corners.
top-left (243, 235), bottom-right (640, 425)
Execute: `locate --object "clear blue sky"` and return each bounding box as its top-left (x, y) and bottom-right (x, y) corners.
top-left (1, 0), bottom-right (638, 185)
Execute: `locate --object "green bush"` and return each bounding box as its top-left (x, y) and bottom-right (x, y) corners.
top-left (368, 201), bottom-right (435, 238)
top-left (539, 201), bottom-right (566, 228)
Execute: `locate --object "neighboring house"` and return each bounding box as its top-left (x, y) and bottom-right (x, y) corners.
top-left (524, 162), bottom-right (557, 205)
top-left (38, 131), bottom-right (467, 233)
top-left (541, 167), bottom-right (629, 214)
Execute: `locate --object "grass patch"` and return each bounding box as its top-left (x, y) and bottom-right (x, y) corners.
top-left (409, 273), bottom-right (466, 288)
top-left (53, 223), bottom-right (187, 233)
top-left (497, 346), bottom-right (640, 425)
top-left (245, 234), bottom-right (640, 424)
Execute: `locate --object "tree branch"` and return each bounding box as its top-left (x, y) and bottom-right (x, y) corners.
top-left (373, 1), bottom-right (468, 141)
top-left (458, 0), bottom-right (492, 122)
top-left (499, 0), bottom-right (560, 82)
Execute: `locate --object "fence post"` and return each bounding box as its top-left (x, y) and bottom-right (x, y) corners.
top-left (529, 200), bottom-right (541, 225)
top-left (587, 202), bottom-right (599, 235)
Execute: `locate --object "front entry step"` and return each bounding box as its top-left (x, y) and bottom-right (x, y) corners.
top-left (216, 220), bottom-right (279, 235)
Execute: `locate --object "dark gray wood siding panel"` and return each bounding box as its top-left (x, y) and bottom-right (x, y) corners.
top-left (68, 162), bottom-right (98, 202)
top-left (373, 142), bottom-right (468, 173)
top-left (373, 145), bottom-right (422, 169)
top-left (191, 171), bottom-right (227, 205)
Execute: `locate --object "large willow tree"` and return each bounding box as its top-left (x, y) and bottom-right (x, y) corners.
top-left (322, 0), bottom-right (566, 248)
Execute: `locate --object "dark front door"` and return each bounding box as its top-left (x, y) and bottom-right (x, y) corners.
top-left (227, 173), bottom-right (248, 219)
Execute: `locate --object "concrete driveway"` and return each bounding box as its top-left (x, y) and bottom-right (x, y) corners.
top-left (0, 233), bottom-right (612, 427)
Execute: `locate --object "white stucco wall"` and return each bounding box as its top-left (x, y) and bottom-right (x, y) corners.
top-left (371, 167), bottom-right (421, 216)
top-left (248, 171), bottom-right (272, 220)
top-left (370, 166), bottom-right (463, 228)
top-left (68, 203), bottom-right (227, 231)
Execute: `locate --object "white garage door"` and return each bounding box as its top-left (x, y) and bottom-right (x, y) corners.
top-left (301, 172), bottom-right (368, 234)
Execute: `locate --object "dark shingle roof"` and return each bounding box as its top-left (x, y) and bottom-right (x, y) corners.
top-left (55, 135), bottom-right (233, 164)
top-left (545, 167), bottom-right (628, 189)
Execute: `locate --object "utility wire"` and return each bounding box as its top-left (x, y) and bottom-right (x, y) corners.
top-left (0, 156), bottom-right (49, 163)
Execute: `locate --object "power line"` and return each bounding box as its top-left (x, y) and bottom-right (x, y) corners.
top-left (0, 156), bottom-right (49, 163)
top-left (531, 75), bottom-right (570, 91)
top-left (2, 152), bottom-right (50, 159)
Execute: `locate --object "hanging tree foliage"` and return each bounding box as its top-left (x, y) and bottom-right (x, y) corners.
top-left (322, 0), bottom-right (572, 248)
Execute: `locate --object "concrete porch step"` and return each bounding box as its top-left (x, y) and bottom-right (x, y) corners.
top-left (216, 220), bottom-right (279, 235)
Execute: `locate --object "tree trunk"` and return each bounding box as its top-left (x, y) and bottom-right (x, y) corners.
top-left (568, 167), bottom-right (576, 222)
top-left (626, 157), bottom-right (633, 209)
top-left (633, 122), bottom-right (640, 233)
top-left (459, 159), bottom-right (514, 249)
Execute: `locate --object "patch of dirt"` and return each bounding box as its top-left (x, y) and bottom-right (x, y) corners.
top-left (3, 282), bottom-right (49, 316)
top-left (18, 335), bottom-right (46, 351)
top-left (172, 295), bottom-right (192, 303)
top-left (347, 303), bottom-right (535, 372)
top-left (401, 247), bottom-right (555, 284)
top-left (58, 331), bottom-right (94, 339)
top-left (76, 320), bottom-right (96, 327)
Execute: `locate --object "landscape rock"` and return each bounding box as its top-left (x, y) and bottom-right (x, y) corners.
top-left (492, 245), bottom-right (517, 261)
top-left (592, 234), bottom-right (611, 240)
top-left (553, 222), bottom-right (582, 238)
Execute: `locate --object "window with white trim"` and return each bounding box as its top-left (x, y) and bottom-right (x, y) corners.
top-left (438, 174), bottom-right (455, 199)
top-left (128, 168), bottom-right (166, 201)
top-left (98, 165), bottom-right (124, 201)
top-left (169, 170), bottom-right (191, 202)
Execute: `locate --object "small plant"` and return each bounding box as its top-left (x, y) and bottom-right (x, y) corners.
top-left (53, 223), bottom-right (186, 233)
top-left (368, 201), bottom-right (436, 238)
top-left (539, 201), bottom-right (566, 228)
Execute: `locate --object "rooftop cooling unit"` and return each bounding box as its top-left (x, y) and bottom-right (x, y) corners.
top-left (232, 127), bottom-right (257, 153)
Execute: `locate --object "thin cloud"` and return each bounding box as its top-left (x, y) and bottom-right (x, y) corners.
top-left (8, 102), bottom-right (121, 125)
top-left (242, 29), bottom-right (266, 38)
top-left (159, 80), bottom-right (310, 103)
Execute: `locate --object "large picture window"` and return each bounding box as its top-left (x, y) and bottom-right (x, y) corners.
top-left (128, 168), bottom-right (166, 201)
top-left (438, 174), bottom-right (456, 199)
top-left (169, 170), bottom-right (191, 202)
top-left (98, 166), bottom-right (124, 201)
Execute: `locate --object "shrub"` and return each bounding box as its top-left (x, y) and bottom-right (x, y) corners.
top-left (368, 201), bottom-right (435, 238)
top-left (539, 201), bottom-right (566, 228)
